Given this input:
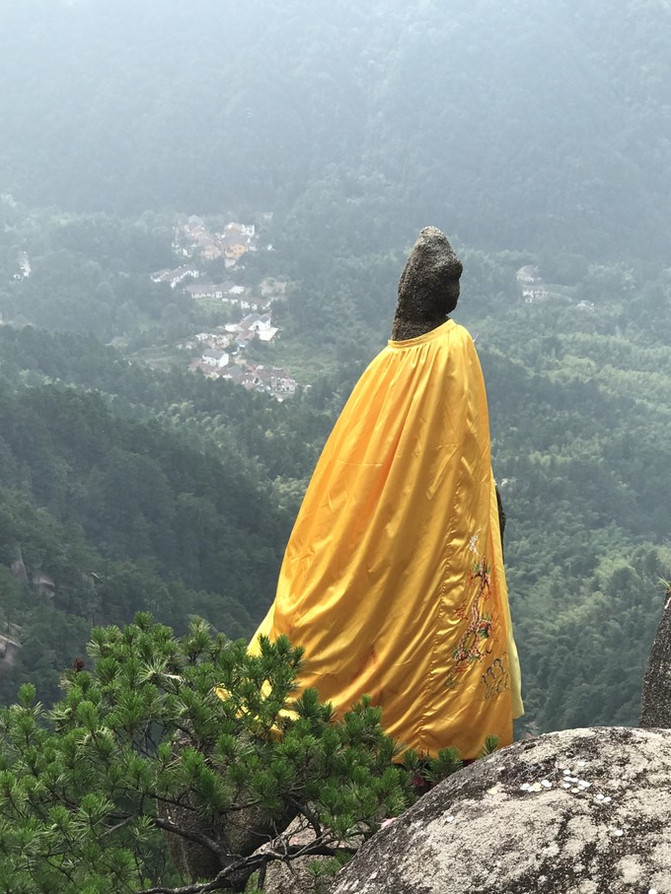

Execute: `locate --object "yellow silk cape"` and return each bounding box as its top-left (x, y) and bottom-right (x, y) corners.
top-left (250, 319), bottom-right (523, 758)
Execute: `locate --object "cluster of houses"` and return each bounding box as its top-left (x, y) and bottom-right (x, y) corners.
top-left (217, 363), bottom-right (296, 399)
top-left (150, 268), bottom-right (271, 313)
top-left (191, 311), bottom-right (278, 354)
top-left (174, 217), bottom-right (259, 266)
top-left (227, 311), bottom-right (279, 347)
top-left (184, 280), bottom-right (271, 313)
top-left (187, 311), bottom-right (296, 400)
top-left (190, 349), bottom-right (297, 400)
top-left (151, 219), bottom-right (281, 315)
top-left (516, 265), bottom-right (595, 311)
top-left (516, 265), bottom-right (553, 304)
top-left (13, 251), bottom-right (31, 280)
top-left (151, 264), bottom-right (201, 289)
top-left (153, 215), bottom-right (299, 399)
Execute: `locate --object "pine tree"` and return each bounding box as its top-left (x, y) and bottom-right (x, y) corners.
top-left (0, 614), bottom-right (461, 893)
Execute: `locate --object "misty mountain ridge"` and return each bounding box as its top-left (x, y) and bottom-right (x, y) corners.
top-left (0, 0), bottom-right (670, 260)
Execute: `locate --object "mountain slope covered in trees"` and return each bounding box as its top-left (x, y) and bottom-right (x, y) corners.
top-left (0, 249), bottom-right (670, 732)
top-left (0, 0), bottom-right (670, 260)
top-left (0, 0), bottom-right (669, 739)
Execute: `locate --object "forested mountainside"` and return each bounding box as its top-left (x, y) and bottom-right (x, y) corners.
top-left (1, 0), bottom-right (670, 260)
top-left (0, 382), bottom-right (279, 704)
top-left (0, 0), bottom-right (670, 740)
top-left (0, 247), bottom-right (670, 731)
top-left (0, 319), bottom-right (353, 704)
top-left (479, 299), bottom-right (671, 732)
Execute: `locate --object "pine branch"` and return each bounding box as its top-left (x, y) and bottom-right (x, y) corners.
top-left (152, 815), bottom-right (226, 861)
top-left (140, 840), bottom-right (355, 894)
top-left (288, 798), bottom-right (323, 840)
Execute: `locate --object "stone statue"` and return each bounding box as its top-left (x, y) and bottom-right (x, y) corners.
top-left (248, 225), bottom-right (522, 759)
top-left (164, 226), bottom-right (521, 883)
top-left (391, 225), bottom-right (463, 341)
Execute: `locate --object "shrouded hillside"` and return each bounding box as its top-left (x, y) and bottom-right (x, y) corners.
top-left (1, 246), bottom-right (670, 731)
top-left (0, 383), bottom-right (288, 614)
top-left (366, 0), bottom-right (671, 258)
top-left (0, 485), bottom-right (258, 706)
top-left (471, 275), bottom-right (671, 732)
top-left (0, 370), bottom-right (297, 702)
top-left (0, 323), bottom-right (349, 704)
top-left (0, 0), bottom-right (669, 260)
top-left (0, 0), bottom-right (670, 733)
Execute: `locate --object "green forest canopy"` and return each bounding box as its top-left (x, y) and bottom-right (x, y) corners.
top-left (0, 0), bottom-right (669, 738)
top-left (0, 0), bottom-right (670, 260)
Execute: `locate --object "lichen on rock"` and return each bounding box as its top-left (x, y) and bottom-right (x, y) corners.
top-left (331, 727), bottom-right (671, 894)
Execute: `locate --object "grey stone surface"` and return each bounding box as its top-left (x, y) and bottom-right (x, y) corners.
top-left (640, 589), bottom-right (671, 728)
top-left (391, 226), bottom-right (462, 341)
top-left (259, 819), bottom-right (340, 894)
top-left (331, 726), bottom-right (671, 894)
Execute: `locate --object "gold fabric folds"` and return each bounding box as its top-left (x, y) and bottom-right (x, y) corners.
top-left (250, 319), bottom-right (523, 758)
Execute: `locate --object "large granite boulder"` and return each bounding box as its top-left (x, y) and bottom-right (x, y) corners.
top-left (331, 726), bottom-right (671, 894)
top-left (640, 588), bottom-right (671, 728)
